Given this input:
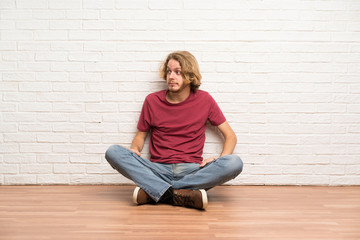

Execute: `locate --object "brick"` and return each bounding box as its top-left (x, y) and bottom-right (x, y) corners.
top-left (20, 144), bottom-right (52, 153)
top-left (332, 114), bottom-right (360, 124)
top-left (313, 165), bottom-right (345, 175)
top-left (36, 72), bottom-right (68, 82)
top-left (18, 62), bottom-right (50, 72)
top-left (35, 52), bottom-right (67, 61)
top-left (84, 63), bottom-right (118, 72)
top-left (265, 175), bottom-right (298, 185)
top-left (32, 10), bottom-right (65, 19)
top-left (184, 0), bottom-right (215, 9)
top-left (70, 175), bottom-right (102, 184)
top-left (4, 133), bottom-right (36, 143)
top-left (102, 174), bottom-right (133, 184)
top-left (346, 165), bottom-right (360, 175)
top-left (69, 154), bottom-right (102, 164)
top-left (50, 20), bottom-right (82, 29)
top-left (16, 20), bottom-right (48, 30)
top-left (34, 31), bottom-right (68, 40)
top-left (69, 113), bottom-right (102, 123)
top-left (84, 42), bottom-right (117, 51)
top-left (18, 103), bottom-right (52, 112)
top-left (68, 52), bottom-right (100, 62)
top-left (49, 0), bottom-right (81, 9)
top-left (149, 0), bottom-right (182, 9)
top-left (84, 0), bottom-right (114, 9)
top-left (0, 62), bottom-right (17, 71)
top-left (296, 175), bottom-right (330, 185)
top-left (38, 154), bottom-right (69, 163)
top-left (54, 164), bottom-right (85, 174)
top-left (3, 73), bottom-right (35, 81)
top-left (101, 134), bottom-right (133, 144)
top-left (230, 175), bottom-right (265, 186)
top-left (0, 0), bottom-right (16, 9)
top-left (330, 176), bottom-right (360, 186)
top-left (83, 20), bottom-right (114, 30)
top-left (53, 123), bottom-right (84, 133)
top-left (52, 144), bottom-right (84, 153)
top-left (4, 154), bottom-right (36, 164)
top-left (69, 93), bottom-right (102, 103)
top-left (20, 164), bottom-right (52, 174)
top-left (86, 82), bottom-right (118, 92)
top-left (85, 103), bottom-right (118, 113)
top-left (51, 42), bottom-right (82, 51)
top-left (0, 82), bottom-right (18, 92)
top-left (0, 103), bottom-right (16, 112)
top-left (19, 123), bottom-right (52, 132)
top-left (115, 0), bottom-right (147, 9)
top-left (347, 145), bottom-right (360, 154)
top-left (86, 164), bottom-right (115, 174)
top-left (1, 10), bottom-right (32, 19)
top-left (69, 72), bottom-right (101, 82)
top-left (101, 53), bottom-right (135, 62)
top-left (52, 83), bottom-right (85, 92)
top-left (37, 133), bottom-right (69, 143)
top-left (84, 144), bottom-right (108, 154)
top-left (36, 93), bottom-right (69, 103)
top-left (67, 10), bottom-right (100, 19)
top-left (100, 10), bottom-right (133, 20)
top-left (5, 175), bottom-right (37, 185)
top-left (85, 123), bottom-right (118, 133)
top-left (16, 0), bottom-right (48, 9)
top-left (3, 52), bottom-right (34, 62)
top-left (70, 134), bottom-right (100, 144)
top-left (37, 113), bottom-right (68, 122)
top-left (0, 164), bottom-right (18, 174)
top-left (0, 41), bottom-right (16, 50)
top-left (37, 175), bottom-right (70, 184)
top-left (51, 62), bottom-right (84, 72)
top-left (18, 42), bottom-right (51, 51)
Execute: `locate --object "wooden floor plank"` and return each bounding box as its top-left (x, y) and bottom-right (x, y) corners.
top-left (0, 186), bottom-right (359, 240)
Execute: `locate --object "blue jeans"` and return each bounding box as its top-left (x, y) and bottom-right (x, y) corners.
top-left (105, 145), bottom-right (243, 202)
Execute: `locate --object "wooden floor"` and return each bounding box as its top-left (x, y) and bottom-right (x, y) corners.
top-left (0, 186), bottom-right (359, 240)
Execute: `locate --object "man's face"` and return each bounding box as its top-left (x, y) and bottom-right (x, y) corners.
top-left (166, 59), bottom-right (189, 93)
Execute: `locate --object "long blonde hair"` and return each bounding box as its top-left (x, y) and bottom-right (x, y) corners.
top-left (160, 51), bottom-right (202, 91)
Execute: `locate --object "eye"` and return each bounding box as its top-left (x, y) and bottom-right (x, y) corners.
top-left (176, 71), bottom-right (181, 75)
top-left (167, 70), bottom-right (171, 75)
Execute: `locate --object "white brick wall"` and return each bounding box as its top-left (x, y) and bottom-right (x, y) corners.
top-left (1, 0), bottom-right (360, 186)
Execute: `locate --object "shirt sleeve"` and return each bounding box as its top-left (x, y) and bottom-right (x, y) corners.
top-left (137, 96), bottom-right (151, 132)
top-left (208, 94), bottom-right (226, 126)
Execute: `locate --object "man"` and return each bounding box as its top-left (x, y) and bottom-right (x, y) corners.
top-left (105, 51), bottom-right (243, 210)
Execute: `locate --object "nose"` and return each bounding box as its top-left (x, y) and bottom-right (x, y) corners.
top-left (169, 71), bottom-right (175, 79)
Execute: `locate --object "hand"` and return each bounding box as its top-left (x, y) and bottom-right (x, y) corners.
top-left (200, 157), bottom-right (217, 167)
top-left (123, 146), bottom-right (141, 157)
top-left (130, 148), bottom-right (141, 157)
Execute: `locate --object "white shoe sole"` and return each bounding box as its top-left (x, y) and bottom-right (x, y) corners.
top-left (199, 189), bottom-right (208, 210)
top-left (132, 186), bottom-right (140, 204)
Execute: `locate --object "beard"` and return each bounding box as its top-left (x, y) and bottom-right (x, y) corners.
top-left (167, 79), bottom-right (190, 93)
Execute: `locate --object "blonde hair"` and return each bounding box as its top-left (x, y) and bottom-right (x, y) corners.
top-left (160, 51), bottom-right (202, 91)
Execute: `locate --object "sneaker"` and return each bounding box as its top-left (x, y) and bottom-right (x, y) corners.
top-left (132, 187), bottom-right (155, 205)
top-left (172, 189), bottom-right (208, 210)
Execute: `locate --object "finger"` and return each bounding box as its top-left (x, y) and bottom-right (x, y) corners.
top-left (200, 160), bottom-right (210, 167)
top-left (131, 149), bottom-right (141, 157)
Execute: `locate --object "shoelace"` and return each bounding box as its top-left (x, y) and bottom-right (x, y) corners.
top-left (173, 193), bottom-right (195, 207)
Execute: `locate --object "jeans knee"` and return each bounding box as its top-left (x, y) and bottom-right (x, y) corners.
top-left (105, 144), bottom-right (125, 165)
top-left (224, 155), bottom-right (243, 175)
